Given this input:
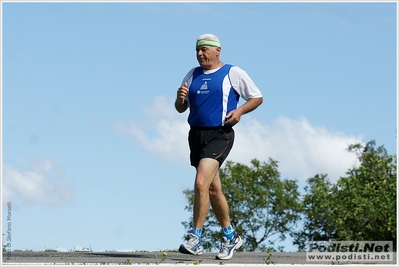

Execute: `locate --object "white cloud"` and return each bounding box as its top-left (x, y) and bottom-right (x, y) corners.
top-left (2, 158), bottom-right (74, 206)
top-left (112, 95), bottom-right (190, 164)
top-left (113, 96), bottom-right (363, 183)
top-left (230, 116), bottom-right (362, 182)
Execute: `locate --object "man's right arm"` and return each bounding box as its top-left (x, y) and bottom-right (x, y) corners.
top-left (175, 82), bottom-right (189, 113)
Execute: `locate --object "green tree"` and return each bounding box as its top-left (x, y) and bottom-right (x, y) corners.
top-left (333, 140), bottom-right (396, 245)
top-left (291, 174), bottom-right (336, 251)
top-left (293, 140), bottom-right (396, 250)
top-left (182, 158), bottom-right (302, 252)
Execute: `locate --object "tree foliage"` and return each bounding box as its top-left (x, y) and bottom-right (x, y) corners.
top-left (293, 140), bottom-right (397, 250)
top-left (291, 174), bottom-right (336, 250)
top-left (334, 141), bottom-right (396, 243)
top-left (182, 158), bottom-right (302, 252)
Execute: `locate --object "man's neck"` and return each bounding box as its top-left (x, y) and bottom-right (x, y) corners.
top-left (202, 61), bottom-right (223, 70)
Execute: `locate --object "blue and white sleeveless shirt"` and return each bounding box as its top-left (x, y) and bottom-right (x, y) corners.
top-left (181, 64), bottom-right (262, 127)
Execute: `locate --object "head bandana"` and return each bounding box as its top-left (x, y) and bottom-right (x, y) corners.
top-left (196, 39), bottom-right (220, 48)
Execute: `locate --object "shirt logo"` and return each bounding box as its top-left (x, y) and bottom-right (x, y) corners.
top-left (197, 81), bottom-right (209, 94)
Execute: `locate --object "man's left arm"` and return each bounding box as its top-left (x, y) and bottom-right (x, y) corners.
top-left (224, 97), bottom-right (263, 125)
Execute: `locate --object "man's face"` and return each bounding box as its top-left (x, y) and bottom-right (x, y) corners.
top-left (196, 46), bottom-right (220, 70)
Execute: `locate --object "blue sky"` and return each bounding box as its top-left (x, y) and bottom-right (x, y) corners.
top-left (1, 2), bottom-right (396, 253)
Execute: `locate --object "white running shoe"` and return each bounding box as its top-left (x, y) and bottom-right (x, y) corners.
top-left (216, 233), bottom-right (243, 260)
top-left (179, 233), bottom-right (203, 255)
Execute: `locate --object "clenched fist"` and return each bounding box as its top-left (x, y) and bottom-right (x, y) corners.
top-left (175, 82), bottom-right (189, 113)
top-left (177, 82), bottom-right (189, 103)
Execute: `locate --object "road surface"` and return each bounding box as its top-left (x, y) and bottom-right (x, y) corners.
top-left (2, 251), bottom-right (397, 265)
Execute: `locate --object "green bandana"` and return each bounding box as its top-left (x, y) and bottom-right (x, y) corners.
top-left (196, 39), bottom-right (220, 47)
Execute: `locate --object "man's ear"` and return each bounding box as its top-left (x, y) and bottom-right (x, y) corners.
top-left (216, 46), bottom-right (221, 56)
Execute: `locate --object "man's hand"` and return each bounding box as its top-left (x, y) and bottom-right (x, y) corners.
top-left (175, 82), bottom-right (189, 113)
top-left (177, 82), bottom-right (189, 102)
top-left (224, 109), bottom-right (243, 125)
top-left (225, 97), bottom-right (263, 125)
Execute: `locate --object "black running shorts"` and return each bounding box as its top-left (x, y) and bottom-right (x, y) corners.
top-left (188, 126), bottom-right (235, 168)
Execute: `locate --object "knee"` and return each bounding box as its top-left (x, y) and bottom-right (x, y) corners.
top-left (195, 176), bottom-right (209, 193)
top-left (209, 184), bottom-right (222, 197)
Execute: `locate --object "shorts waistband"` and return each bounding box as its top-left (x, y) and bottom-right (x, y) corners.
top-left (190, 126), bottom-right (232, 131)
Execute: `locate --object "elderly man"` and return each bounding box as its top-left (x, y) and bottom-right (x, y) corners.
top-left (175, 33), bottom-right (263, 260)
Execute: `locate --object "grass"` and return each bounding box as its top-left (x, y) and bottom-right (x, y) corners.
top-left (153, 251), bottom-right (169, 264)
top-left (193, 259), bottom-right (203, 265)
top-left (44, 247), bottom-right (60, 252)
top-left (120, 258), bottom-right (131, 265)
top-left (70, 245), bottom-right (93, 252)
top-left (264, 252), bottom-right (275, 265)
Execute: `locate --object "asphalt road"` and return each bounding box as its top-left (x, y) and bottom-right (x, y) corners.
top-left (2, 251), bottom-right (397, 265)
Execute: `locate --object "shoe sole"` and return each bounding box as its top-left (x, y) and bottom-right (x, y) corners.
top-left (179, 244), bottom-right (203, 255)
top-left (215, 237), bottom-right (243, 260)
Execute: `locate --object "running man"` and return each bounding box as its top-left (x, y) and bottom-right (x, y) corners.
top-left (175, 33), bottom-right (263, 260)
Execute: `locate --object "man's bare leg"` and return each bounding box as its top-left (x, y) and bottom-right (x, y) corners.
top-left (179, 158), bottom-right (220, 255)
top-left (193, 158), bottom-right (220, 228)
top-left (209, 170), bottom-right (231, 228)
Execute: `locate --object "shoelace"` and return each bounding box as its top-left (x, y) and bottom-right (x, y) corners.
top-left (219, 237), bottom-right (230, 253)
top-left (188, 235), bottom-right (200, 247)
